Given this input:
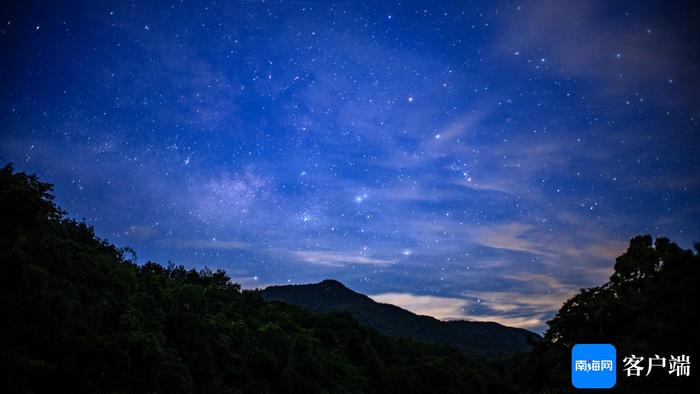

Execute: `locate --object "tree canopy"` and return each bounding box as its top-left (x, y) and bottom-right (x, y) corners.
top-left (1, 164), bottom-right (505, 393)
top-left (500, 235), bottom-right (700, 392)
top-left (2, 163), bottom-right (698, 393)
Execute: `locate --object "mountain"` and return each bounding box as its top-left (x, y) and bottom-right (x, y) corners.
top-left (3, 164), bottom-right (517, 393)
top-left (261, 279), bottom-right (540, 357)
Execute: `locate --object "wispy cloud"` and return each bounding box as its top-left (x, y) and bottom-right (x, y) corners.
top-left (370, 271), bottom-right (582, 332)
top-left (370, 292), bottom-right (470, 320)
top-left (496, 0), bottom-right (699, 107)
top-left (462, 290), bottom-right (572, 332)
top-left (468, 222), bottom-right (549, 255)
top-left (369, 289), bottom-right (561, 331)
top-left (294, 250), bottom-right (396, 267)
top-left (453, 177), bottom-right (518, 194)
top-left (164, 239), bottom-right (249, 250)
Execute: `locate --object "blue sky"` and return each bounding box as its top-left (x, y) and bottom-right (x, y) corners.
top-left (2, 0), bottom-right (699, 332)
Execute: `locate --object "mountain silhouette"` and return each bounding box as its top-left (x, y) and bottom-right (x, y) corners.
top-left (2, 164), bottom-right (517, 393)
top-left (8, 163), bottom-right (697, 392)
top-left (261, 279), bottom-right (540, 356)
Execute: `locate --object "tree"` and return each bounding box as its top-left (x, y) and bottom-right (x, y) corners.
top-left (1, 164), bottom-right (502, 393)
top-left (533, 235), bottom-right (700, 392)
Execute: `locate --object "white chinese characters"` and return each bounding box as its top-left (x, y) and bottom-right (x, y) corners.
top-left (622, 354), bottom-right (690, 377)
top-left (575, 359), bottom-right (614, 372)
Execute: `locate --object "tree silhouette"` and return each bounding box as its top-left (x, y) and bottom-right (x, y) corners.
top-left (3, 163), bottom-right (698, 393)
top-left (1, 164), bottom-right (507, 393)
top-left (505, 234), bottom-right (700, 392)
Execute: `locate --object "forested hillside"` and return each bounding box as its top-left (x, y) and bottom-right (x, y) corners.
top-left (3, 163), bottom-right (699, 393)
top-left (262, 279), bottom-right (539, 356)
top-left (0, 164), bottom-right (507, 393)
top-left (498, 236), bottom-right (700, 392)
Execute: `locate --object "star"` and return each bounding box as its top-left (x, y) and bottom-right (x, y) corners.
top-left (2, 0), bottom-right (696, 336)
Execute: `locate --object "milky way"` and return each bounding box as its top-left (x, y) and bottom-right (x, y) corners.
top-left (2, 0), bottom-right (699, 332)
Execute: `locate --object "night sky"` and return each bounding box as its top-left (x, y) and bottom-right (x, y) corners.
top-left (2, 1), bottom-right (699, 332)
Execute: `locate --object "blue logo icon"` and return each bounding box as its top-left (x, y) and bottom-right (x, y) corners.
top-left (572, 344), bottom-right (616, 389)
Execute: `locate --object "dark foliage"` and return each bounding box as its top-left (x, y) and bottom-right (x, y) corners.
top-left (1, 164), bottom-right (508, 393)
top-left (498, 235), bottom-right (700, 392)
top-left (3, 163), bottom-right (698, 393)
top-left (262, 279), bottom-right (540, 357)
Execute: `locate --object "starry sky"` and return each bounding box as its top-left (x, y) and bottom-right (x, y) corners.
top-left (1, 0), bottom-right (699, 332)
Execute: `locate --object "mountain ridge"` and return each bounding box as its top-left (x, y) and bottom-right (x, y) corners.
top-left (261, 279), bottom-right (540, 357)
